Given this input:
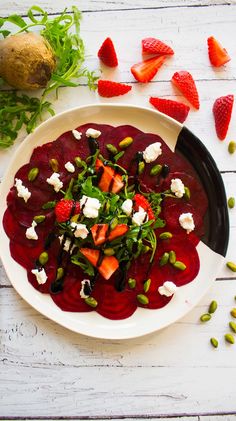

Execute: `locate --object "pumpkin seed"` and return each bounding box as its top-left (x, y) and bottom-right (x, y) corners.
top-left (104, 248), bottom-right (115, 256)
top-left (49, 158), bottom-right (59, 172)
top-left (110, 217), bottom-right (118, 231)
top-left (159, 232), bottom-right (173, 240)
top-left (28, 167), bottom-right (39, 181)
top-left (209, 300), bottom-right (218, 314)
top-left (173, 261), bottom-right (186, 271)
top-left (42, 200), bottom-right (56, 209)
top-left (56, 267), bottom-right (64, 281)
top-left (228, 197), bottom-right (235, 209)
top-left (169, 250), bottom-right (176, 265)
top-left (141, 245), bottom-right (150, 254)
top-left (119, 136), bottom-right (133, 149)
top-left (210, 337), bottom-right (218, 348)
top-left (143, 278), bottom-right (151, 293)
top-left (228, 141), bottom-right (236, 154)
top-left (138, 161), bottom-right (145, 175)
top-left (74, 156), bottom-right (83, 168)
top-left (150, 164), bottom-right (162, 176)
top-left (33, 215), bottom-right (46, 224)
top-left (38, 251), bottom-right (49, 266)
top-left (230, 308), bottom-right (236, 318)
top-left (159, 252), bottom-right (170, 266)
top-left (137, 294), bottom-right (149, 305)
top-left (85, 297), bottom-right (98, 308)
top-left (200, 313), bottom-right (211, 322)
top-left (128, 278), bottom-right (136, 289)
top-left (226, 261), bottom-right (236, 272)
top-left (106, 143), bottom-right (118, 155)
top-left (184, 186), bottom-right (191, 200)
top-left (229, 321), bottom-right (236, 333)
top-left (224, 333), bottom-right (235, 344)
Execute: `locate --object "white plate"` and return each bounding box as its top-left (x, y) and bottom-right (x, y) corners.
top-left (0, 104), bottom-right (228, 339)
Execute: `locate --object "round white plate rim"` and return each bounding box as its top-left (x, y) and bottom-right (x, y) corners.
top-left (0, 103), bottom-right (225, 340)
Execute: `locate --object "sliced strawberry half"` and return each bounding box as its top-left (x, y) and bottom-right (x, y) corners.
top-left (133, 194), bottom-right (155, 220)
top-left (97, 37), bottom-right (118, 67)
top-left (98, 80), bottom-right (132, 97)
top-left (207, 36), bottom-right (231, 67)
top-left (107, 224), bottom-right (129, 242)
top-left (131, 56), bottom-right (166, 83)
top-left (171, 71), bottom-right (200, 110)
top-left (142, 37), bottom-right (174, 56)
top-left (95, 158), bottom-right (124, 193)
top-left (91, 223), bottom-right (129, 246)
top-left (55, 199), bottom-right (80, 222)
top-left (213, 94), bottom-right (234, 140)
top-left (80, 248), bottom-right (119, 280)
top-left (149, 97), bottom-right (190, 123)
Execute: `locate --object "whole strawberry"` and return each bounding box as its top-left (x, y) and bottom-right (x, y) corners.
top-left (213, 94), bottom-right (234, 140)
top-left (55, 199), bottom-right (80, 223)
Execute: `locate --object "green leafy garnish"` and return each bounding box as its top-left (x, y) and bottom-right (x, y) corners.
top-left (0, 6), bottom-right (99, 148)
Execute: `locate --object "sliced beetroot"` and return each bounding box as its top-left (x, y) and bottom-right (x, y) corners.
top-left (163, 202), bottom-right (204, 238)
top-left (10, 241), bottom-right (44, 270)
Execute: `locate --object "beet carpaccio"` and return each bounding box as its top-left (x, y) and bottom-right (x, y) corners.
top-left (3, 123), bottom-right (208, 320)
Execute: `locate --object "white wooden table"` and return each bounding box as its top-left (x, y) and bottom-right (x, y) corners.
top-left (1, 1), bottom-right (236, 420)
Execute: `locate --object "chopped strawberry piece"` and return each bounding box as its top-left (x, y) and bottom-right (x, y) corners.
top-left (149, 97), bottom-right (190, 123)
top-left (80, 248), bottom-right (119, 280)
top-left (133, 194), bottom-right (155, 220)
top-left (91, 224), bottom-right (109, 246)
top-left (97, 37), bottom-right (118, 67)
top-left (213, 94), bottom-right (234, 140)
top-left (207, 36), bottom-right (230, 67)
top-left (95, 159), bottom-right (124, 193)
top-left (55, 199), bottom-right (80, 222)
top-left (98, 80), bottom-right (132, 97)
top-left (108, 224), bottom-right (129, 242)
top-left (171, 71), bottom-right (200, 110)
top-left (142, 37), bottom-right (174, 56)
top-left (131, 56), bottom-right (166, 83)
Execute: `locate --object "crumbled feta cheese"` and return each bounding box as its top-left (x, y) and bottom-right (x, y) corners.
top-left (46, 172), bottom-right (63, 192)
top-left (121, 199), bottom-right (133, 216)
top-left (71, 222), bottom-right (89, 239)
top-left (26, 220), bottom-right (38, 240)
top-left (31, 268), bottom-right (47, 285)
top-left (14, 178), bottom-right (31, 203)
top-left (143, 142), bottom-right (162, 163)
top-left (63, 238), bottom-right (72, 252)
top-left (170, 178), bottom-right (185, 198)
top-left (179, 212), bottom-right (195, 234)
top-left (65, 161), bottom-right (75, 173)
top-left (158, 281), bottom-right (177, 297)
top-left (132, 206), bottom-right (148, 226)
top-left (80, 195), bottom-right (101, 218)
top-left (85, 128), bottom-right (101, 139)
top-left (72, 129), bottom-right (82, 140)
top-left (80, 279), bottom-right (91, 299)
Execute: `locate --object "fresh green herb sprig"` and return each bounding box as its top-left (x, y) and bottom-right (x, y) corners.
top-left (0, 6), bottom-right (99, 148)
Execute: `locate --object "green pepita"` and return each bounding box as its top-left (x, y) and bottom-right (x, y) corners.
top-left (229, 321), bottom-right (236, 333)
top-left (141, 245), bottom-right (150, 254)
top-left (173, 261), bottom-right (186, 271)
top-left (104, 248), bottom-right (115, 256)
top-left (200, 313), bottom-right (211, 322)
top-left (110, 218), bottom-right (118, 231)
top-left (228, 141), bottom-right (236, 154)
top-left (208, 300), bottom-right (218, 314)
top-left (119, 136), bottom-right (133, 149)
top-left (128, 278), bottom-right (136, 289)
top-left (33, 215), bottom-right (46, 224)
top-left (184, 186), bottom-right (191, 200)
top-left (159, 252), bottom-right (170, 266)
top-left (210, 337), bottom-right (218, 348)
top-left (85, 297), bottom-right (98, 308)
top-left (56, 267), bottom-right (64, 281)
top-left (230, 308), bottom-right (236, 318)
top-left (138, 161), bottom-right (145, 175)
top-left (226, 261), bottom-right (236, 272)
top-left (225, 333), bottom-right (235, 344)
top-left (106, 143), bottom-right (118, 155)
top-left (49, 158), bottom-right (59, 172)
top-left (38, 251), bottom-right (49, 266)
top-left (28, 167), bottom-right (39, 181)
top-left (143, 278), bottom-right (151, 293)
top-left (159, 232), bottom-right (173, 240)
top-left (169, 250), bottom-right (176, 265)
top-left (150, 164), bottom-right (162, 176)
top-left (42, 201), bottom-right (56, 210)
top-left (137, 294), bottom-right (149, 305)
top-left (74, 156), bottom-right (83, 168)
top-left (228, 197), bottom-right (235, 209)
